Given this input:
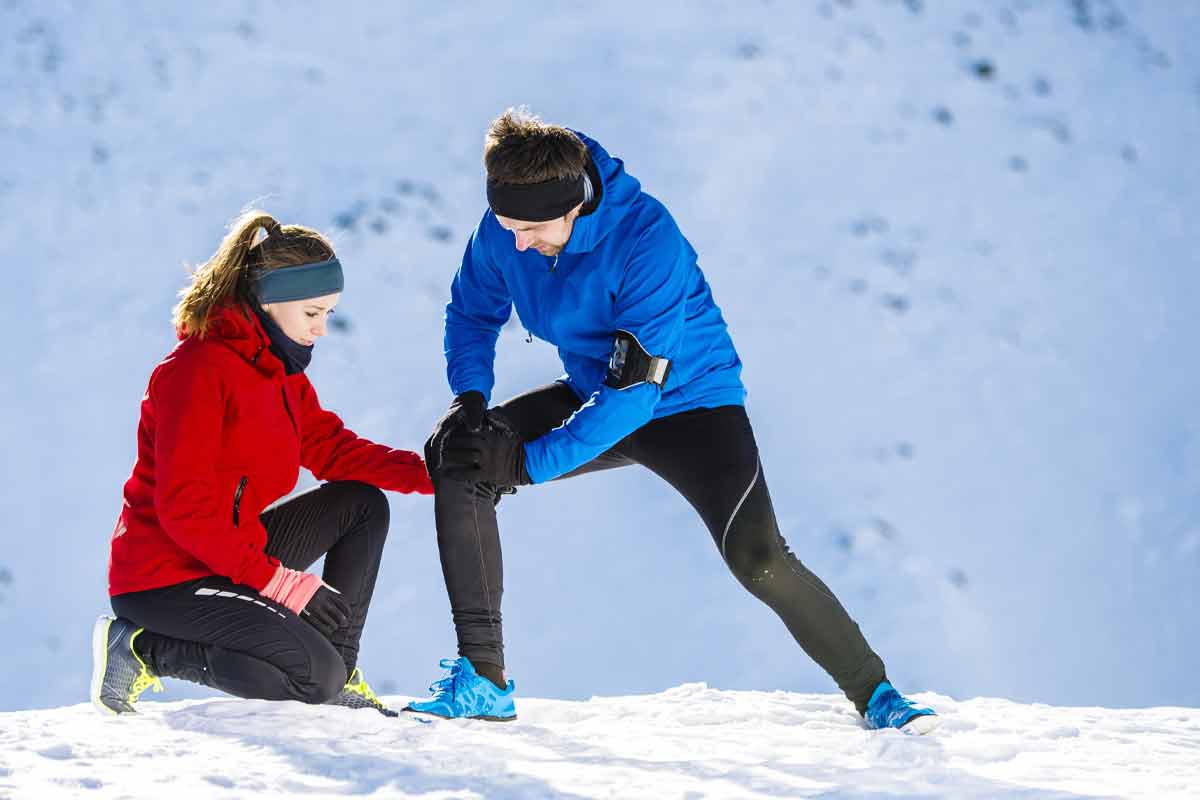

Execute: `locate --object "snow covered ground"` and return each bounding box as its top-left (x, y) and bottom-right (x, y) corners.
top-left (2, 0), bottom-right (1198, 749)
top-left (5, 1), bottom-right (1198, 793)
top-left (2, 686), bottom-right (1197, 799)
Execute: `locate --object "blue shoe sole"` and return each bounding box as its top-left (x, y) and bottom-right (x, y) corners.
top-left (402, 706), bottom-right (517, 722)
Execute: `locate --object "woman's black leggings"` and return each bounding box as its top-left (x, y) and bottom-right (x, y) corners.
top-left (111, 480), bottom-right (390, 704)
top-left (435, 383), bottom-right (887, 714)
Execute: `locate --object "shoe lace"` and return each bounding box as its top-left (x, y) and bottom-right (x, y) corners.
top-left (127, 630), bottom-right (164, 702)
top-left (427, 658), bottom-right (467, 700)
top-left (344, 667), bottom-right (384, 706)
top-left (870, 684), bottom-right (927, 728)
top-left (129, 667), bottom-right (164, 701)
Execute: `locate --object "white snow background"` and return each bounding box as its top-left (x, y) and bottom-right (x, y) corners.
top-left (1, 0), bottom-right (1198, 796)
top-left (3, 686), bottom-right (1199, 798)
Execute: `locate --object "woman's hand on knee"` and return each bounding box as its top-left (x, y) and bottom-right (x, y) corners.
top-left (260, 566), bottom-right (351, 637)
top-left (300, 584), bottom-right (351, 638)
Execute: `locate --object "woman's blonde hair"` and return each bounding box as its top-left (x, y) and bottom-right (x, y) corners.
top-left (172, 209), bottom-right (335, 337)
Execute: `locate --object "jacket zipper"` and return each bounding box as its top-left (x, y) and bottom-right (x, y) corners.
top-left (232, 476), bottom-right (247, 526)
top-left (525, 253), bottom-right (561, 343)
top-left (279, 387), bottom-right (299, 435)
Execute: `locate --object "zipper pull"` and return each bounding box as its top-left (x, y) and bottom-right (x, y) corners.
top-left (550, 254), bottom-right (559, 272)
top-left (525, 330), bottom-right (533, 343)
top-left (232, 476), bottom-right (247, 526)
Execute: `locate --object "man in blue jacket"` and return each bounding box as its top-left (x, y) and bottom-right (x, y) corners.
top-left (407, 109), bottom-right (937, 733)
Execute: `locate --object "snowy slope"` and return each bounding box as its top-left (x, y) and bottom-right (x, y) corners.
top-left (2, 687), bottom-right (1198, 799)
top-left (1, 0), bottom-right (1198, 714)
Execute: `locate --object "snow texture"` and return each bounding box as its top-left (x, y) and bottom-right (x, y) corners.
top-left (2, 685), bottom-right (1198, 798)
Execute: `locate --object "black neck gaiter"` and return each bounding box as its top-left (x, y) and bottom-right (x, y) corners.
top-left (252, 304), bottom-right (314, 375)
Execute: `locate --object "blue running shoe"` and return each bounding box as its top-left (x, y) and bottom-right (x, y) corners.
top-left (404, 657), bottom-right (517, 721)
top-left (864, 681), bottom-right (939, 734)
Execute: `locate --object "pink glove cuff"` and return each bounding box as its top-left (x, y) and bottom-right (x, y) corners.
top-left (260, 566), bottom-right (322, 616)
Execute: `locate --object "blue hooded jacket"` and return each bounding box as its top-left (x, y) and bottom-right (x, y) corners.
top-left (444, 132), bottom-right (745, 483)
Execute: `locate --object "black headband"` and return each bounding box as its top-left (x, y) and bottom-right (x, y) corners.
top-left (486, 173), bottom-right (587, 222)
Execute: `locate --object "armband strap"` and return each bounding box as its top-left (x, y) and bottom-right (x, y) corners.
top-left (604, 330), bottom-right (672, 390)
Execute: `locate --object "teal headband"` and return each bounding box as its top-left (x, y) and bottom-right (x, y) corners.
top-left (255, 258), bottom-right (344, 303)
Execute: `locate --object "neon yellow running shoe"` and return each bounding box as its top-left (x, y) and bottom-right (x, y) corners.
top-left (90, 615), bottom-right (164, 715)
top-left (327, 667), bottom-right (397, 717)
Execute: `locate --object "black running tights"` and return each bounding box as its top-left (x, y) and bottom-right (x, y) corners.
top-left (111, 480), bottom-right (389, 704)
top-left (433, 383), bottom-right (887, 714)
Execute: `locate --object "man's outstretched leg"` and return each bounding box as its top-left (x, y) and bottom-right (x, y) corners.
top-left (631, 405), bottom-right (937, 733)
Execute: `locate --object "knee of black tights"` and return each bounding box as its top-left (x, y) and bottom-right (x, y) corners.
top-left (723, 526), bottom-right (781, 585)
top-left (436, 475), bottom-right (507, 505)
top-left (301, 652), bottom-right (348, 705)
top-left (341, 481), bottom-right (390, 532)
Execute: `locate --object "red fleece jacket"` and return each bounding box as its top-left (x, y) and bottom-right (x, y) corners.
top-left (108, 303), bottom-right (433, 596)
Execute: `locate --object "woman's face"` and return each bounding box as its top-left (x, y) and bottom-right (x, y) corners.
top-left (262, 292), bottom-right (341, 346)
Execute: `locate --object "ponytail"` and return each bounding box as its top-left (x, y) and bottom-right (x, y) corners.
top-left (172, 209), bottom-right (275, 337)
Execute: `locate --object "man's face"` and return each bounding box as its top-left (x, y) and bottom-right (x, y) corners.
top-left (495, 204), bottom-right (583, 257)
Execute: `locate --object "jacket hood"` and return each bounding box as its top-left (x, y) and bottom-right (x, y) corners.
top-left (562, 131), bottom-right (642, 254)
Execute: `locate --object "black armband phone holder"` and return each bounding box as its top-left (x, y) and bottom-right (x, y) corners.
top-left (604, 329), bottom-right (672, 390)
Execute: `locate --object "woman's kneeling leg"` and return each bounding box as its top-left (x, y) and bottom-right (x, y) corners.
top-left (112, 576), bottom-right (346, 704)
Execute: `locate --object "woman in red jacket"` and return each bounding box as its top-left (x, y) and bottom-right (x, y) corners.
top-left (91, 209), bottom-right (433, 717)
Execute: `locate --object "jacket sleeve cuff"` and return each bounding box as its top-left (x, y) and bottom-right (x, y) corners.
top-left (449, 381), bottom-right (493, 406)
top-left (244, 555), bottom-right (282, 593)
top-left (522, 440), bottom-right (550, 484)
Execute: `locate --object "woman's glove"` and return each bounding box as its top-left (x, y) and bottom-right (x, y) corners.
top-left (301, 585), bottom-right (352, 637)
top-left (425, 390), bottom-right (487, 474)
top-left (260, 565), bottom-right (351, 637)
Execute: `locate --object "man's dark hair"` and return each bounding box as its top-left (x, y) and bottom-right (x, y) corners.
top-left (484, 108), bottom-right (588, 185)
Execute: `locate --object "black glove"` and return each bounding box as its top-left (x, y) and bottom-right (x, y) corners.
top-left (440, 414), bottom-right (531, 488)
top-left (425, 390), bottom-right (487, 474)
top-left (302, 584), bottom-right (352, 638)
